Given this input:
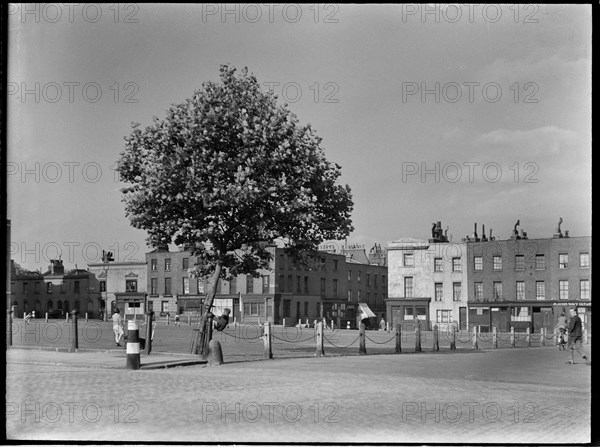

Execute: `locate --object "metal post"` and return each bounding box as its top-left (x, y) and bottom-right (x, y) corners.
top-left (7, 309), bottom-right (13, 347)
top-left (492, 326), bottom-right (497, 348)
top-left (472, 325), bottom-right (478, 350)
top-left (583, 327), bottom-right (588, 344)
top-left (125, 320), bottom-right (140, 370)
top-left (70, 310), bottom-right (78, 350)
top-left (144, 311), bottom-right (154, 355)
top-left (450, 326), bottom-right (456, 351)
top-left (45, 312), bottom-right (48, 323)
top-left (433, 325), bottom-right (439, 351)
top-left (415, 326), bottom-right (421, 352)
top-left (526, 327), bottom-right (531, 347)
top-left (395, 324), bottom-right (402, 353)
top-left (263, 321), bottom-right (273, 359)
top-left (359, 322), bottom-right (366, 355)
top-left (510, 327), bottom-right (515, 347)
top-left (315, 321), bottom-right (324, 357)
top-left (541, 327), bottom-right (546, 347)
top-left (553, 328), bottom-right (558, 346)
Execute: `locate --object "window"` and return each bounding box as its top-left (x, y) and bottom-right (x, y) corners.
top-left (348, 270), bottom-right (352, 281)
top-left (35, 282), bottom-right (41, 294)
top-left (367, 274), bottom-right (371, 287)
top-left (164, 278), bottom-right (172, 295)
top-left (357, 290), bottom-right (361, 300)
top-left (262, 275), bottom-right (270, 294)
top-left (474, 282), bottom-right (483, 300)
top-left (493, 282), bottom-right (502, 300)
top-left (246, 275), bottom-right (254, 294)
top-left (404, 277), bottom-right (413, 298)
top-left (373, 275), bottom-right (377, 287)
top-left (404, 253), bottom-right (414, 267)
top-left (165, 258), bottom-right (171, 271)
top-left (535, 254), bottom-right (545, 270)
top-left (357, 271), bottom-right (362, 282)
top-left (452, 283), bottom-right (461, 301)
top-left (493, 256), bottom-right (502, 271)
top-left (182, 258), bottom-right (189, 270)
top-left (151, 259), bottom-right (157, 271)
top-left (47, 283), bottom-right (52, 294)
top-left (580, 280), bottom-right (589, 300)
top-left (436, 309), bottom-right (452, 323)
top-left (404, 307), bottom-right (414, 320)
top-left (536, 281), bottom-right (545, 300)
top-left (382, 275), bottom-right (386, 286)
top-left (304, 276), bottom-right (309, 293)
top-left (559, 280), bottom-right (569, 300)
top-left (230, 278), bottom-right (237, 295)
top-left (100, 281), bottom-right (106, 293)
top-left (516, 281), bottom-right (525, 300)
top-left (23, 282), bottom-right (28, 294)
top-left (434, 283), bottom-right (443, 301)
top-left (580, 253), bottom-right (590, 268)
top-left (182, 277), bottom-right (190, 295)
top-left (347, 290), bottom-right (352, 301)
top-left (416, 307), bottom-right (427, 320)
top-left (333, 260), bottom-right (338, 270)
top-left (332, 279), bottom-right (338, 296)
top-left (197, 278), bottom-right (205, 294)
top-left (282, 300), bottom-right (291, 318)
top-left (559, 254), bottom-right (568, 269)
top-left (73, 281), bottom-right (79, 293)
top-left (473, 256), bottom-right (482, 271)
top-left (278, 254), bottom-right (284, 269)
top-left (434, 258), bottom-right (443, 272)
top-left (515, 255), bottom-right (524, 270)
top-left (150, 278), bottom-right (158, 295)
top-left (304, 301), bottom-right (309, 317)
top-left (320, 278), bottom-right (326, 294)
top-left (161, 301), bottom-right (169, 314)
top-left (452, 257), bottom-right (461, 272)
top-left (126, 280), bottom-right (137, 292)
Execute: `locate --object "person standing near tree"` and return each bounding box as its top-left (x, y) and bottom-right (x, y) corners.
top-left (566, 309), bottom-right (588, 365)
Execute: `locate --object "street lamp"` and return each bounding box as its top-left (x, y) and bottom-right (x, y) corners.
top-left (102, 250), bottom-right (114, 322)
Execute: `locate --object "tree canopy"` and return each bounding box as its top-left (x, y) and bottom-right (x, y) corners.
top-left (116, 64), bottom-right (353, 292)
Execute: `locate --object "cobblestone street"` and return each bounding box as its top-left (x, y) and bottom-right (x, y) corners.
top-left (6, 343), bottom-right (591, 443)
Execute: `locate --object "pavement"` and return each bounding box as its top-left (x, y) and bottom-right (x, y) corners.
top-left (5, 340), bottom-right (592, 444)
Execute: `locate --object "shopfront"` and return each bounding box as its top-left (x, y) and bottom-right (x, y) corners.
top-left (386, 297), bottom-right (431, 331)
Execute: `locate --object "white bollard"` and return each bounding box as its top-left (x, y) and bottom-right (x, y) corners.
top-left (85, 312), bottom-right (88, 322)
top-left (45, 312), bottom-right (48, 322)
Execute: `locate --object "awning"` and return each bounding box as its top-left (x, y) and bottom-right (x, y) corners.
top-left (357, 302), bottom-right (376, 319)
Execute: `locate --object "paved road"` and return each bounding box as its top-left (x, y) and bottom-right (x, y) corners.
top-left (6, 343), bottom-right (591, 443)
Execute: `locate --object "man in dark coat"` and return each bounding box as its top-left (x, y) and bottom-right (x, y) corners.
top-left (566, 309), bottom-right (588, 364)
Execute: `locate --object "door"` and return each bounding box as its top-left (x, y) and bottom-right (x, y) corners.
top-left (459, 307), bottom-right (467, 330)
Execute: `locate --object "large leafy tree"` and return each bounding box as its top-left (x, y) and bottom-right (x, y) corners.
top-left (116, 65), bottom-right (353, 352)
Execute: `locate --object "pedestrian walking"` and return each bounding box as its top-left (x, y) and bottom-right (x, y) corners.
top-left (175, 314), bottom-right (180, 326)
top-left (379, 317), bottom-right (386, 331)
top-left (112, 308), bottom-right (124, 347)
top-left (566, 309), bottom-right (588, 365)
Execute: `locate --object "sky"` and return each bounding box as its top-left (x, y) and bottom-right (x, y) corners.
top-left (7, 4), bottom-right (591, 272)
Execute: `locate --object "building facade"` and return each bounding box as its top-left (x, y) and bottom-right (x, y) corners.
top-left (386, 220), bottom-right (591, 333)
top-left (10, 259), bottom-right (95, 318)
top-left (87, 260), bottom-right (147, 320)
top-left (145, 242), bottom-right (388, 327)
top-left (466, 232), bottom-right (591, 333)
top-left (386, 225), bottom-right (469, 331)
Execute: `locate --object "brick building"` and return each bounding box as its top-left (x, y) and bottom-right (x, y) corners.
top-left (386, 220), bottom-right (591, 334)
top-left (9, 259), bottom-right (94, 318)
top-left (466, 220), bottom-right (591, 333)
top-left (145, 242), bottom-right (388, 327)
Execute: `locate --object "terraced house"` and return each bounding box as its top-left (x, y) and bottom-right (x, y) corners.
top-left (145, 242), bottom-right (388, 328)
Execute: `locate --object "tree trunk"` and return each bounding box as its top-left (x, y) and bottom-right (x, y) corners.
top-left (195, 263), bottom-right (222, 356)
